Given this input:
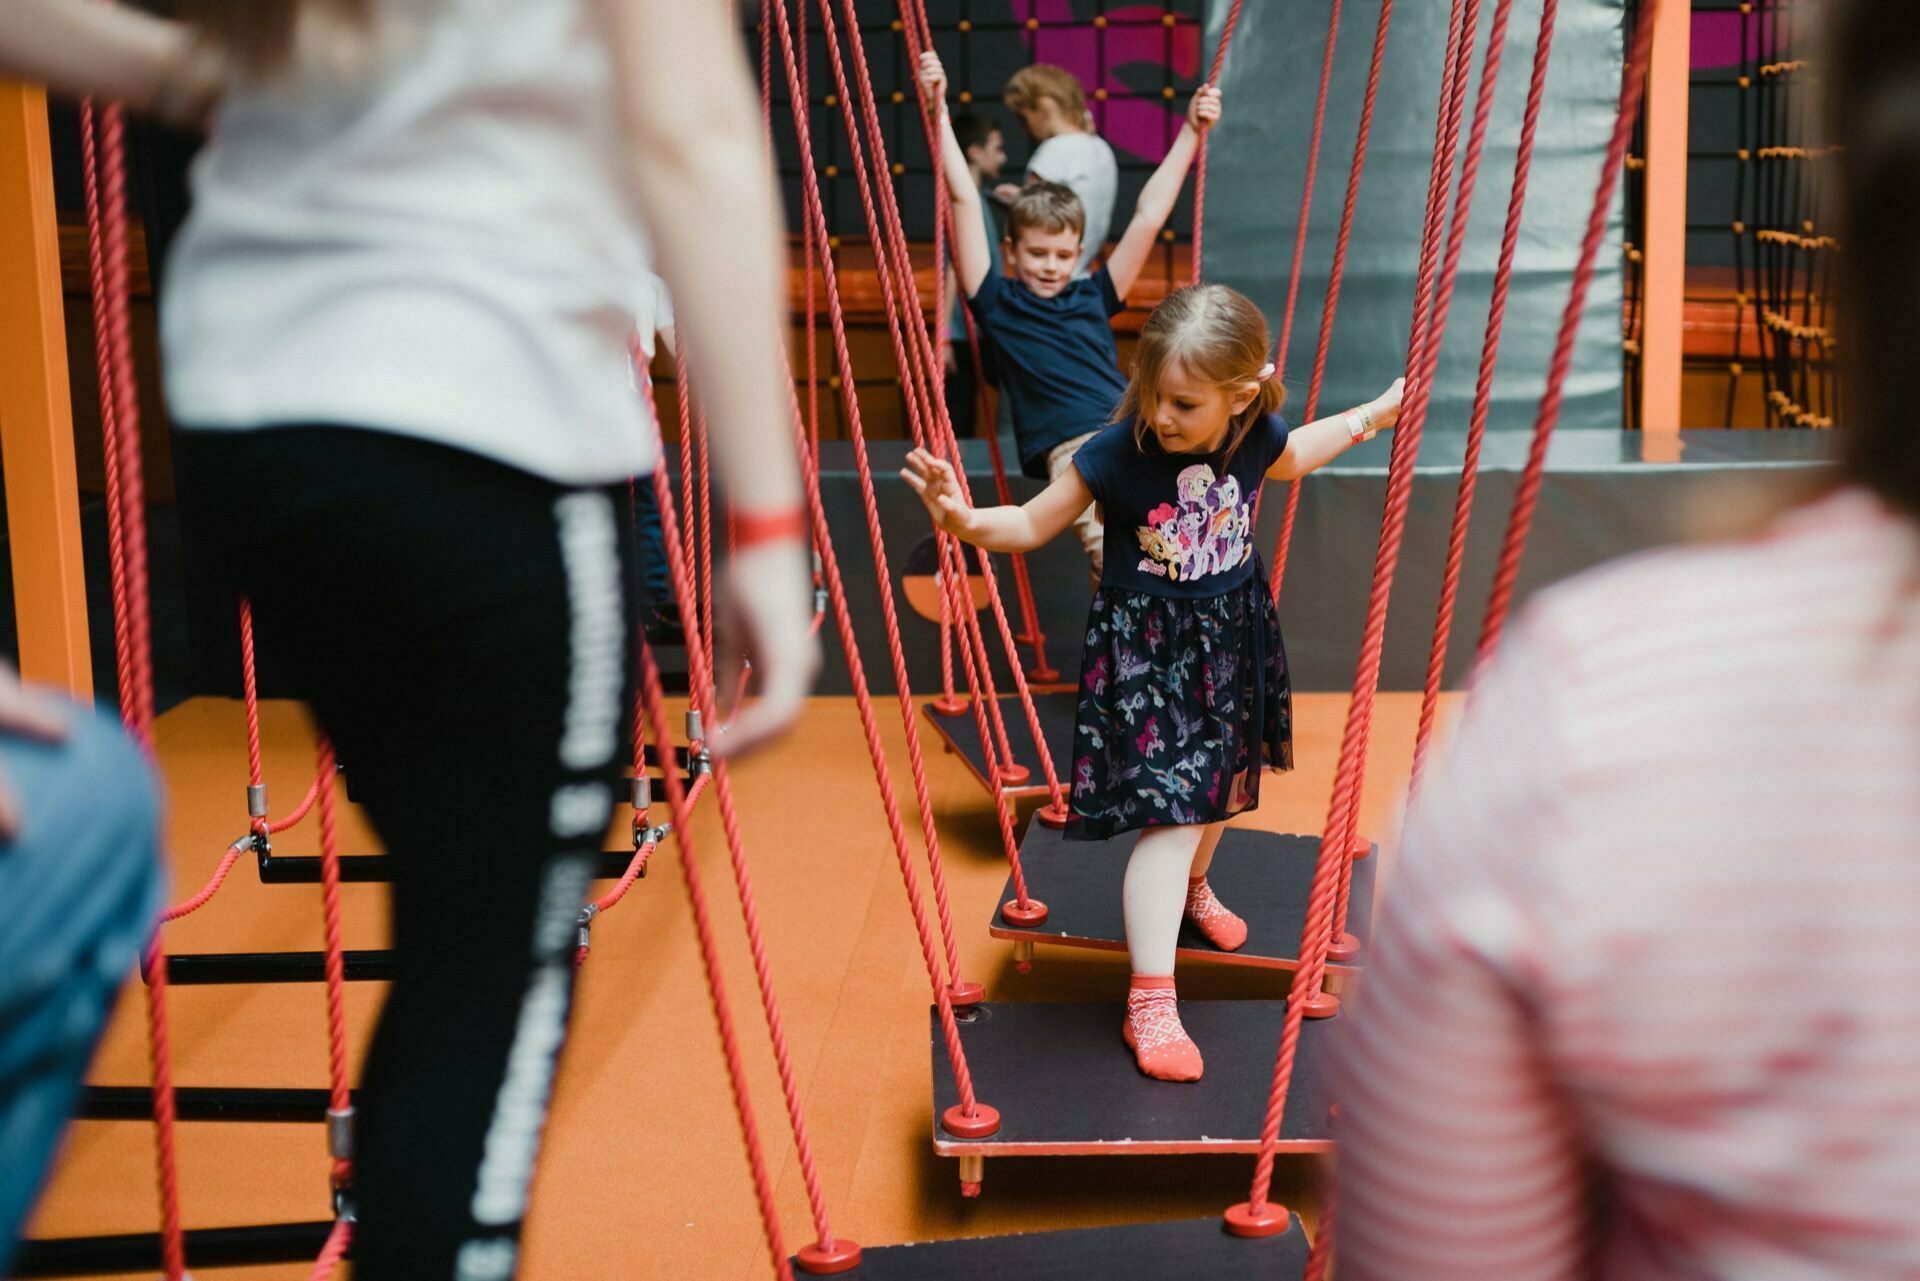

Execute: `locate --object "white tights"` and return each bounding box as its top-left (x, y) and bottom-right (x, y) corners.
top-left (1123, 822), bottom-right (1225, 976)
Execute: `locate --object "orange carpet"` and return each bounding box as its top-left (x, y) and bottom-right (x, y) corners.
top-left (24, 689), bottom-right (1456, 1280)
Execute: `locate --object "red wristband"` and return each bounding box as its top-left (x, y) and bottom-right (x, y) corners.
top-left (733, 507), bottom-right (808, 549)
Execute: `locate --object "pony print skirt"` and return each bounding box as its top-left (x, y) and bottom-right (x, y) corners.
top-left (1065, 561), bottom-right (1292, 841)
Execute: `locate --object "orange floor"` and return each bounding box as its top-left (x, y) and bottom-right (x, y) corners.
top-left (25, 689), bottom-right (1457, 1280)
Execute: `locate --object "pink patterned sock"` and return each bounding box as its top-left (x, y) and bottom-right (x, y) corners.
top-left (1186, 875), bottom-right (1249, 952)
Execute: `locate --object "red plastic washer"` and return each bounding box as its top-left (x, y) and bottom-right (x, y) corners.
top-left (1223, 1200), bottom-right (1293, 1239)
top-left (1301, 989), bottom-right (1341, 1019)
top-left (941, 1102), bottom-right (1002, 1138)
top-left (1000, 898), bottom-right (1049, 927)
top-left (931, 696), bottom-right (970, 717)
top-left (1325, 931), bottom-right (1362, 963)
top-left (794, 1240), bottom-right (865, 1274)
top-left (1033, 801), bottom-right (1072, 829)
top-left (944, 981), bottom-right (986, 1010)
top-left (995, 763), bottom-right (1032, 787)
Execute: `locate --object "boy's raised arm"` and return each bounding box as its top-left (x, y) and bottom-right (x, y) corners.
top-left (919, 51), bottom-right (993, 298)
top-left (1104, 84), bottom-right (1222, 300)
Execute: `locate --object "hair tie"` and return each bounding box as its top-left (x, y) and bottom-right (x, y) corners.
top-left (1257, 362), bottom-right (1277, 382)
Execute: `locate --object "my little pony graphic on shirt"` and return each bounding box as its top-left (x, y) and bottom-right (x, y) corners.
top-left (1134, 462), bottom-right (1253, 582)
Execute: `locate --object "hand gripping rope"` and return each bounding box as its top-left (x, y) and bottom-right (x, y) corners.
top-left (765, 0), bottom-right (1003, 1141)
top-left (1225, 0), bottom-right (1666, 1258)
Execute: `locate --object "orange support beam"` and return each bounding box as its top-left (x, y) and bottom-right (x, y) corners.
top-left (1639, 0), bottom-right (1690, 449)
top-left (0, 81), bottom-right (93, 699)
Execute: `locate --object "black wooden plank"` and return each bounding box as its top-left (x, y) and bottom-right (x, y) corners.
top-left (929, 1001), bottom-right (1333, 1150)
top-left (12, 1222), bottom-right (337, 1276)
top-left (922, 691), bottom-right (1076, 793)
top-left (992, 825), bottom-right (1377, 971)
top-left (798, 1215), bottom-right (1308, 1280)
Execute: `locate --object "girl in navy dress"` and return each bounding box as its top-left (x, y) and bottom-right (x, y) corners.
top-left (904, 283), bottom-right (1401, 1081)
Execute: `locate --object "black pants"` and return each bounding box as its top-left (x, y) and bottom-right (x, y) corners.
top-left (174, 427), bottom-right (636, 1280)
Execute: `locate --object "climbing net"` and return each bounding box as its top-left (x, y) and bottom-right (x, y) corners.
top-left (51, 0), bottom-right (1664, 1273)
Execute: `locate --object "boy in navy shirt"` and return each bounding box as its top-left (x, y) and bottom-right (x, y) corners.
top-left (919, 51), bottom-right (1222, 578)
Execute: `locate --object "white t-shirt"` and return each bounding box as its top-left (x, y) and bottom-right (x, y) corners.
top-left (1028, 131), bottom-right (1118, 278)
top-left (162, 0), bottom-right (658, 483)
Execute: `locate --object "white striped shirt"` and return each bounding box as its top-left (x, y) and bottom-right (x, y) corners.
top-left (1336, 489), bottom-right (1920, 1280)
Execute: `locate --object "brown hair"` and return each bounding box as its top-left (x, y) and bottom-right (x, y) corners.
top-left (1827, 0), bottom-right (1920, 517)
top-left (1119, 284), bottom-right (1287, 460)
top-left (176, 0), bottom-right (375, 75)
top-left (1006, 180), bottom-right (1086, 245)
top-left (1003, 64), bottom-right (1092, 130)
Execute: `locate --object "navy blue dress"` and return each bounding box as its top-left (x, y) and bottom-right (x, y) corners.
top-left (1066, 415), bottom-right (1294, 840)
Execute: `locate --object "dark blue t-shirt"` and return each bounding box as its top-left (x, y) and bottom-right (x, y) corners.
top-left (1071, 414), bottom-right (1292, 598)
top-left (966, 267), bottom-right (1129, 478)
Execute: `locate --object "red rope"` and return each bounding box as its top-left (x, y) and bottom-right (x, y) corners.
top-left (1246, 0), bottom-right (1344, 536)
top-left (1413, 0), bottom-right (1562, 783)
top-left (633, 637), bottom-right (794, 1280)
top-left (1271, 0), bottom-right (1399, 599)
top-left (1235, 0), bottom-right (1484, 1219)
top-left (1235, 0), bottom-right (1665, 1227)
top-left (307, 1219), bottom-right (352, 1281)
top-left (78, 104), bottom-right (137, 736)
top-left (240, 600), bottom-right (266, 814)
top-left (807, 0), bottom-right (1046, 932)
top-left (886, 1), bottom-right (1070, 818)
top-left (160, 841), bottom-right (247, 923)
top-left (82, 92), bottom-right (185, 1278)
top-left (314, 739), bottom-right (353, 1192)
top-left (1302, 1180), bottom-right (1336, 1281)
top-left (769, 0), bottom-right (993, 1125)
top-left (1478, 1), bottom-right (1663, 660)
top-left (1191, 0), bottom-right (1248, 279)
top-left (635, 403), bottom-right (846, 1259)
top-left (1327, 0), bottom-right (1497, 949)
top-left (694, 401), bottom-right (718, 671)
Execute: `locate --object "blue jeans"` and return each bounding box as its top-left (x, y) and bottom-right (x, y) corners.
top-left (0, 707), bottom-right (160, 1272)
top-left (630, 480), bottom-right (672, 608)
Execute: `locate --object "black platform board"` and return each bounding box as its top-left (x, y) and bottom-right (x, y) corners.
top-left (801, 1214), bottom-right (1308, 1279)
top-left (929, 1001), bottom-right (1333, 1156)
top-left (920, 691), bottom-right (1076, 799)
top-left (992, 825), bottom-right (1375, 975)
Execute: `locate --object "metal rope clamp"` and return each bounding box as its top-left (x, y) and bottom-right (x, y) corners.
top-left (576, 902), bottom-right (599, 954)
top-left (686, 710), bottom-right (712, 776)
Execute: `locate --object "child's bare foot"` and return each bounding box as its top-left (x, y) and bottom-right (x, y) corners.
top-left (1186, 875), bottom-right (1248, 952)
top-left (1123, 976), bottom-right (1204, 1082)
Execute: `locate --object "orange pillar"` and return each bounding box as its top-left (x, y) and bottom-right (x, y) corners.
top-left (1640, 0), bottom-right (1690, 451)
top-left (0, 81), bottom-right (93, 699)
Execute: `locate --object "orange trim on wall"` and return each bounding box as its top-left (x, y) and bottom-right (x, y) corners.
top-left (0, 82), bottom-right (92, 698)
top-left (1640, 0), bottom-right (1690, 449)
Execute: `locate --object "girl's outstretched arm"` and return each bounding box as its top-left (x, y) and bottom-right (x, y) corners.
top-left (902, 448), bottom-right (1094, 554)
top-left (1269, 378), bottom-right (1405, 481)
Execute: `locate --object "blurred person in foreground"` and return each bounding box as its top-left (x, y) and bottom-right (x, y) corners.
top-left (0, 0), bottom-right (817, 1275)
top-left (1335, 1), bottom-right (1920, 1275)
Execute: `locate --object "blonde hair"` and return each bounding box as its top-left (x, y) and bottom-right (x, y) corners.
top-left (178, 0), bottom-right (377, 75)
top-left (1119, 284), bottom-right (1287, 460)
top-left (1004, 64), bottom-right (1093, 130)
top-left (1007, 180), bottom-right (1086, 245)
